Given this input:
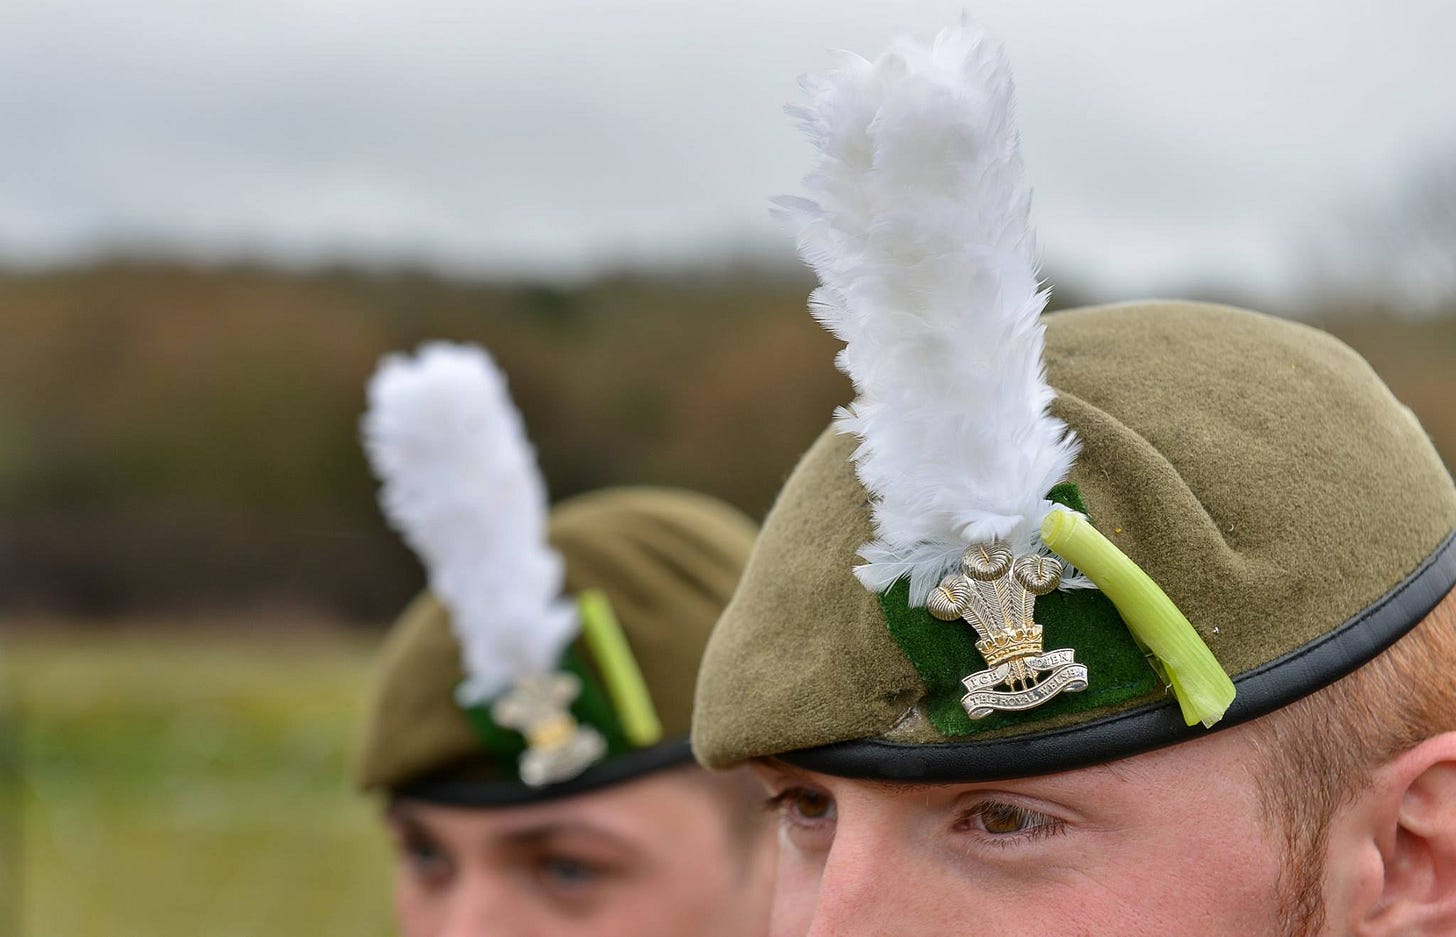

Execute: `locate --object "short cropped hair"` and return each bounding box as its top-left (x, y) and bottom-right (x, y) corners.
top-left (1248, 587), bottom-right (1456, 935)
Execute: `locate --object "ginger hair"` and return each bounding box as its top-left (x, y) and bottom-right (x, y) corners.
top-left (1247, 586), bottom-right (1456, 934)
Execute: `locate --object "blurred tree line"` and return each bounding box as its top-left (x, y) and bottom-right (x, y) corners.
top-left (1, 262), bottom-right (1452, 625)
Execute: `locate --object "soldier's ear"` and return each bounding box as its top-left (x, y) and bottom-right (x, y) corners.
top-left (1352, 733), bottom-right (1456, 936)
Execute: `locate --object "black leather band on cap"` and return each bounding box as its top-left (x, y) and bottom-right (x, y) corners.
top-left (782, 528), bottom-right (1456, 783)
top-left (395, 737), bottom-right (695, 807)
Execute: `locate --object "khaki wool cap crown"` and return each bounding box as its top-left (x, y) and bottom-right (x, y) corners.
top-left (692, 301), bottom-right (1456, 776)
top-left (360, 486), bottom-right (757, 794)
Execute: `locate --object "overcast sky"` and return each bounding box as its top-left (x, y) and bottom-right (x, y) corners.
top-left (3, 0), bottom-right (1453, 305)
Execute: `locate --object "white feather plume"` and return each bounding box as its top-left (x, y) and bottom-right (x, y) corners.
top-left (779, 18), bottom-right (1080, 605)
top-left (362, 341), bottom-right (578, 706)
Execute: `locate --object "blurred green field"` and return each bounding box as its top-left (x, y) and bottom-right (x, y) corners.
top-left (3, 624), bottom-right (395, 937)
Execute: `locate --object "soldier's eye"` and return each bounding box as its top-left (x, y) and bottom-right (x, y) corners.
top-left (398, 830), bottom-right (454, 887)
top-left (538, 855), bottom-right (604, 889)
top-left (957, 800), bottom-right (1063, 841)
top-left (792, 789), bottom-right (834, 820)
top-left (765, 786), bottom-right (837, 827)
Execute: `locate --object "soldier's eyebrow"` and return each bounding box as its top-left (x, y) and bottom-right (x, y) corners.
top-left (499, 822), bottom-right (641, 856)
top-left (385, 799), bottom-right (424, 826)
top-left (385, 802), bottom-right (641, 859)
top-left (384, 801), bottom-right (445, 845)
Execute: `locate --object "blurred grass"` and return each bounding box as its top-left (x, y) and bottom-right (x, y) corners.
top-left (3, 623), bottom-right (394, 937)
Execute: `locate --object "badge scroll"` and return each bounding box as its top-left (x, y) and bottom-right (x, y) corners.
top-left (928, 543), bottom-right (1089, 718)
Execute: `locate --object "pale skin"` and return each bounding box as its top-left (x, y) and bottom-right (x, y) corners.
top-left (387, 767), bottom-right (776, 937)
top-left (755, 726), bottom-right (1456, 937)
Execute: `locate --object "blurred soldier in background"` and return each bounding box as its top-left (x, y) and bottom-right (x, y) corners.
top-left (692, 20), bottom-right (1456, 937)
top-left (357, 342), bottom-right (774, 937)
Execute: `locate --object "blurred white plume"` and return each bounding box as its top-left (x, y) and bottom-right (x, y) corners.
top-left (362, 341), bottom-right (577, 705)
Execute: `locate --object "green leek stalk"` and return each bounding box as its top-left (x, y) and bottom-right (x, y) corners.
top-left (577, 589), bottom-right (663, 746)
top-left (1040, 510), bottom-right (1236, 728)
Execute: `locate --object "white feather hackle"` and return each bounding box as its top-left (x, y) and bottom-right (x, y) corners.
top-left (362, 341), bottom-right (577, 706)
top-left (779, 18), bottom-right (1080, 604)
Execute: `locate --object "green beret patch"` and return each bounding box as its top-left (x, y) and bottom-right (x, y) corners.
top-left (877, 483), bottom-right (1162, 737)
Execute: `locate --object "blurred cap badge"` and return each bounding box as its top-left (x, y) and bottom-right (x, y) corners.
top-left (487, 673), bottom-right (607, 787)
